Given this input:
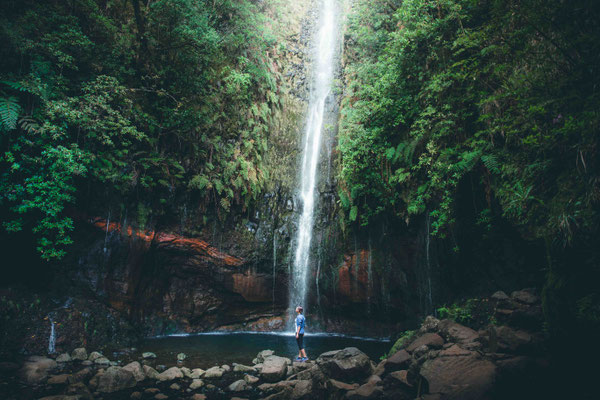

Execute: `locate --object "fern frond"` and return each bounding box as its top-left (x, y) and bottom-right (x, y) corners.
top-left (0, 96), bottom-right (21, 131)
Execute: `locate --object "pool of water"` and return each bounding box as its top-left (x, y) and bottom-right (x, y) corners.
top-left (136, 332), bottom-right (391, 369)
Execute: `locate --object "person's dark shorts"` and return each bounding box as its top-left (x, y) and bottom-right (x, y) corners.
top-left (296, 333), bottom-right (304, 350)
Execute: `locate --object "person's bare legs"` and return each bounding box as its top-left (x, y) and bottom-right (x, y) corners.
top-left (301, 349), bottom-right (307, 359)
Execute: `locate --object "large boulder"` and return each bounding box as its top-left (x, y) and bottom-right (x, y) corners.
top-left (256, 349), bottom-right (275, 364)
top-left (437, 320), bottom-right (479, 344)
top-left (261, 355), bottom-right (289, 382)
top-left (406, 333), bottom-right (444, 353)
top-left (419, 354), bottom-right (496, 400)
top-left (122, 361), bottom-right (145, 382)
top-left (345, 381), bottom-right (383, 399)
top-left (56, 353), bottom-right (72, 363)
top-left (157, 366), bottom-right (184, 381)
top-left (19, 356), bottom-right (57, 385)
top-left (316, 348), bottom-right (373, 382)
top-left (97, 366), bottom-right (136, 393)
top-left (384, 350), bottom-right (411, 372)
top-left (203, 366), bottom-right (226, 379)
top-left (143, 365), bottom-right (159, 380)
top-left (292, 379), bottom-right (314, 399)
top-left (71, 348), bottom-right (88, 361)
top-left (228, 379), bottom-right (249, 392)
top-left (494, 326), bottom-right (534, 353)
top-left (88, 351), bottom-right (103, 361)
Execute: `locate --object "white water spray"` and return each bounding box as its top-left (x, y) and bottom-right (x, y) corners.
top-left (48, 315), bottom-right (56, 354)
top-left (289, 0), bottom-right (338, 313)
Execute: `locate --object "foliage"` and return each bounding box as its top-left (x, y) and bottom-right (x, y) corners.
top-left (381, 330), bottom-right (416, 360)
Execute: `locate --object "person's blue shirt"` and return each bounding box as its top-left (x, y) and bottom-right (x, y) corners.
top-left (296, 314), bottom-right (305, 334)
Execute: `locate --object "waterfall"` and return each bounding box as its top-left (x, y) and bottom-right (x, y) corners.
top-left (289, 0), bottom-right (339, 313)
top-left (272, 233), bottom-right (277, 313)
top-left (367, 237), bottom-right (373, 315)
top-left (48, 315), bottom-right (56, 354)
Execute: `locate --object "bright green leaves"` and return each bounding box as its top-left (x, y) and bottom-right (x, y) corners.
top-left (0, 96), bottom-right (21, 131)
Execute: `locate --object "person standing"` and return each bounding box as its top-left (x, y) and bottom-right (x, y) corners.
top-left (295, 306), bottom-right (308, 361)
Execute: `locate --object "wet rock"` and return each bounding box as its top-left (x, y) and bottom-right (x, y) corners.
top-left (71, 348), bottom-right (87, 361)
top-left (176, 353), bottom-right (187, 361)
top-left (420, 354), bottom-right (496, 400)
top-left (233, 363), bottom-right (256, 372)
top-left (142, 352), bottom-right (157, 359)
top-left (384, 350), bottom-right (411, 371)
top-left (256, 350), bottom-right (275, 363)
top-left (88, 352), bottom-right (103, 362)
top-left (123, 361), bottom-right (145, 382)
top-left (229, 379), bottom-right (249, 391)
top-left (406, 333), bottom-right (444, 353)
top-left (169, 383), bottom-right (181, 390)
top-left (97, 366), bottom-right (136, 393)
top-left (56, 353), bottom-right (72, 363)
top-left (316, 348), bottom-right (373, 382)
top-left (190, 368), bottom-right (205, 379)
top-left (345, 381), bottom-right (383, 399)
top-left (180, 367), bottom-right (192, 378)
top-left (437, 320), bottom-right (479, 344)
top-left (511, 290), bottom-right (538, 305)
top-left (19, 356), bottom-right (57, 385)
top-left (244, 374), bottom-right (259, 384)
top-left (203, 366), bottom-right (225, 379)
top-left (143, 365), bottom-right (160, 380)
top-left (189, 379), bottom-right (204, 389)
top-left (157, 366), bottom-right (184, 381)
top-left (292, 379), bottom-right (313, 399)
top-left (261, 356), bottom-right (290, 382)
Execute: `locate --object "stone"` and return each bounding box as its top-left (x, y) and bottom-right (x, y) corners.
top-left (386, 370), bottom-right (411, 387)
top-left (144, 388), bottom-right (160, 394)
top-left (291, 379), bottom-right (313, 399)
top-left (191, 395), bottom-right (207, 400)
top-left (155, 394), bottom-right (168, 400)
top-left (366, 375), bottom-right (381, 385)
top-left (440, 344), bottom-right (472, 357)
top-left (438, 320), bottom-right (479, 344)
top-left (88, 352), bottom-right (103, 361)
top-left (316, 348), bottom-right (373, 382)
top-left (329, 378), bottom-right (359, 392)
top-left (142, 352), bottom-right (157, 359)
top-left (56, 353), bottom-right (72, 363)
top-left (157, 366), bottom-right (184, 381)
top-left (491, 291), bottom-right (510, 302)
top-left (228, 379), bottom-right (249, 392)
top-left (494, 326), bottom-right (533, 352)
top-left (19, 356), bottom-right (57, 385)
top-left (244, 374), bottom-right (259, 384)
top-left (37, 396), bottom-right (80, 400)
top-left (203, 366), bottom-right (225, 379)
top-left (70, 348), bottom-right (87, 361)
top-left (190, 368), bottom-right (205, 379)
top-left (95, 357), bottom-right (110, 365)
top-left (66, 381), bottom-right (93, 398)
top-left (234, 363), bottom-right (256, 372)
top-left (345, 381), bottom-right (383, 399)
top-left (420, 354), bottom-right (496, 400)
top-left (156, 364), bottom-right (167, 372)
top-left (81, 360), bottom-right (93, 366)
top-left (88, 369), bottom-right (103, 390)
top-left (406, 333), bottom-right (444, 353)
top-left (385, 350), bottom-right (411, 371)
top-left (97, 366), bottom-right (136, 393)
top-left (169, 383), bottom-right (181, 390)
top-left (413, 344), bottom-right (429, 358)
top-left (189, 379), bottom-right (204, 390)
top-left (419, 316), bottom-right (441, 333)
top-left (180, 367), bottom-right (192, 378)
top-left (256, 349), bottom-right (275, 363)
top-left (177, 353), bottom-right (187, 361)
top-left (143, 365), bottom-right (160, 380)
top-left (222, 364), bottom-right (231, 371)
top-left (69, 367), bottom-right (93, 384)
top-left (131, 392), bottom-right (142, 399)
top-left (511, 290), bottom-right (538, 305)
top-left (48, 374), bottom-right (70, 385)
top-left (261, 355), bottom-right (289, 382)
top-left (123, 361), bottom-right (145, 382)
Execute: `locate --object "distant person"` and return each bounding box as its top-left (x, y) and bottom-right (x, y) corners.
top-left (295, 306), bottom-right (308, 361)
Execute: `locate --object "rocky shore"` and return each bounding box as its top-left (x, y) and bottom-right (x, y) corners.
top-left (0, 289), bottom-right (548, 400)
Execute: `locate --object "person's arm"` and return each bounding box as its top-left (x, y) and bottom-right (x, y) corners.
top-left (296, 324), bottom-right (300, 338)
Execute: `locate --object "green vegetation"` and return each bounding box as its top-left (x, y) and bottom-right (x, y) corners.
top-left (0, 0), bottom-right (288, 259)
top-left (381, 329), bottom-right (416, 360)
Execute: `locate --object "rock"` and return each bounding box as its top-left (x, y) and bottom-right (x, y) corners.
top-left (88, 352), bottom-right (103, 361)
top-left (88, 369), bottom-right (103, 390)
top-left (228, 379), bottom-right (249, 391)
top-left (419, 316), bottom-right (441, 333)
top-left (222, 364), bottom-right (231, 372)
top-left (386, 370), bottom-right (411, 387)
top-left (158, 366), bottom-right (184, 381)
top-left (66, 381), bottom-right (93, 398)
top-left (81, 360), bottom-right (93, 366)
top-left (261, 356), bottom-right (290, 382)
top-left (328, 378), bottom-right (359, 394)
top-left (190, 368), bottom-right (205, 379)
top-left (144, 388), bottom-right (160, 394)
top-left (56, 353), bottom-right (72, 363)
top-left (131, 392), bottom-right (142, 399)
top-left (170, 383), bottom-right (181, 390)
top-left (123, 361), bottom-right (145, 382)
top-left (385, 350), bottom-right (411, 371)
top-left (491, 291), bottom-right (510, 302)
top-left (437, 320), bottom-right (479, 344)
top-left (70, 367), bottom-right (93, 383)
top-left (142, 352), bottom-right (157, 359)
top-left (177, 353), bottom-right (187, 361)
top-left (366, 375), bottom-right (381, 385)
top-left (156, 364), bottom-right (167, 372)
top-left (48, 374), bottom-right (70, 385)
top-left (37, 396), bottom-right (80, 400)
top-left (143, 365), bottom-right (160, 380)
top-left (19, 356), bottom-right (57, 385)
top-left (345, 381), bottom-right (383, 399)
top-left (189, 379), bottom-right (204, 390)
top-left (413, 344), bottom-right (429, 358)
top-left (494, 326), bottom-right (533, 352)
top-left (372, 360), bottom-right (386, 377)
top-left (94, 357), bottom-right (110, 366)
top-left (203, 366), bottom-right (225, 379)
top-left (191, 395), bottom-right (207, 400)
top-left (292, 379), bottom-right (313, 399)
top-left (440, 344), bottom-right (472, 357)
top-left (256, 349), bottom-right (275, 363)
top-left (316, 348), bottom-right (373, 382)
top-left (180, 367), bottom-right (192, 378)
top-left (234, 363), bottom-right (256, 372)
top-left (420, 354), bottom-right (496, 400)
top-left (97, 366), bottom-right (136, 393)
top-left (511, 290), bottom-right (538, 305)
top-left (406, 333), bottom-right (444, 352)
top-left (71, 348), bottom-right (87, 361)
top-left (244, 374), bottom-right (259, 384)
top-left (155, 394), bottom-right (168, 400)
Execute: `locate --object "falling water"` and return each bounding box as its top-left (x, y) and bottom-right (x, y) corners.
top-left (272, 233), bottom-right (277, 313)
top-left (289, 0), bottom-right (339, 313)
top-left (48, 315), bottom-right (56, 354)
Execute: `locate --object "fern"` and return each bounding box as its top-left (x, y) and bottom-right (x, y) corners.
top-left (481, 154), bottom-right (500, 174)
top-left (0, 96), bottom-right (21, 131)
